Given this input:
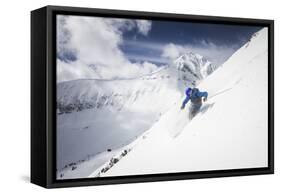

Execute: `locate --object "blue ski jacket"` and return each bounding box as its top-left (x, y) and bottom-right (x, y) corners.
top-left (181, 88), bottom-right (208, 109)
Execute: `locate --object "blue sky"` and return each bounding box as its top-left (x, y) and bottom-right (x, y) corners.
top-left (120, 21), bottom-right (261, 65)
top-left (57, 15), bottom-right (262, 81)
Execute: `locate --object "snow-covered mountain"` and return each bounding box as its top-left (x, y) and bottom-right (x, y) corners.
top-left (94, 28), bottom-right (269, 177)
top-left (57, 64), bottom-right (184, 179)
top-left (56, 33), bottom-right (254, 179)
top-left (174, 52), bottom-right (215, 81)
top-left (57, 52), bottom-right (214, 115)
top-left (57, 66), bottom-right (179, 114)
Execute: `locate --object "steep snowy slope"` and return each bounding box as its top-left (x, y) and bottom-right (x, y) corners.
top-left (57, 50), bottom-right (216, 179)
top-left (57, 62), bottom-right (186, 179)
top-left (56, 69), bottom-right (182, 179)
top-left (101, 28), bottom-right (268, 177)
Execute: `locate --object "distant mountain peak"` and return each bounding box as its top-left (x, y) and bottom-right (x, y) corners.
top-left (173, 52), bottom-right (215, 81)
top-left (179, 52), bottom-right (203, 60)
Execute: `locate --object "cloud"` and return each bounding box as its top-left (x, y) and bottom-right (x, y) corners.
top-left (136, 20), bottom-right (152, 36)
top-left (161, 41), bottom-right (237, 66)
top-left (161, 44), bottom-right (182, 60)
top-left (124, 39), bottom-right (238, 67)
top-left (57, 15), bottom-right (155, 82)
top-left (126, 53), bottom-right (169, 64)
top-left (57, 59), bottom-right (96, 81)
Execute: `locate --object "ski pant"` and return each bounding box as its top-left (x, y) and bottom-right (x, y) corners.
top-left (189, 103), bottom-right (202, 119)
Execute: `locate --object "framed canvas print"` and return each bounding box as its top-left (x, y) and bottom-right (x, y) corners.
top-left (31, 5), bottom-right (274, 188)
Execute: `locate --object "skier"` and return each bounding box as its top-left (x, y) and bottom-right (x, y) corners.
top-left (181, 87), bottom-right (208, 119)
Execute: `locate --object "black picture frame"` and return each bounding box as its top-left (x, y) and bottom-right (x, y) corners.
top-left (31, 5), bottom-right (274, 188)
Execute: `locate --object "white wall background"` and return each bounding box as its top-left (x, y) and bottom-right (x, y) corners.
top-left (0, 0), bottom-right (279, 193)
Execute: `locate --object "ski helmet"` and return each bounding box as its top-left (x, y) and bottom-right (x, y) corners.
top-left (186, 87), bottom-right (192, 96)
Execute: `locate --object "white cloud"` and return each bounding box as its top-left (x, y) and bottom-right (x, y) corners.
top-left (161, 43), bottom-right (182, 60)
top-left (57, 60), bottom-right (96, 82)
top-left (136, 20), bottom-right (152, 36)
top-left (57, 15), bottom-right (239, 82)
top-left (124, 39), bottom-right (238, 67)
top-left (126, 53), bottom-right (169, 64)
top-left (57, 15), bottom-right (155, 82)
top-left (161, 42), bottom-right (237, 66)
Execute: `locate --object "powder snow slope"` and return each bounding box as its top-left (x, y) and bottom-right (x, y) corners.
top-left (56, 50), bottom-right (215, 178)
top-left (56, 67), bottom-right (182, 179)
top-left (57, 55), bottom-right (205, 179)
top-left (102, 28), bottom-right (268, 177)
